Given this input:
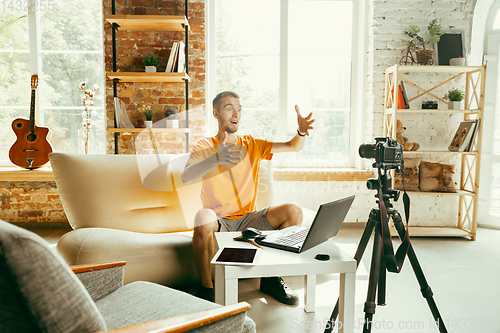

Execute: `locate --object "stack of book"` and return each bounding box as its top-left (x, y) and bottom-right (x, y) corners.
top-left (448, 119), bottom-right (481, 152)
top-left (399, 81), bottom-right (410, 109)
top-left (166, 41), bottom-right (186, 73)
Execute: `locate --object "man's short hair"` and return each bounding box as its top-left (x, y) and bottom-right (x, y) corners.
top-left (213, 91), bottom-right (240, 111)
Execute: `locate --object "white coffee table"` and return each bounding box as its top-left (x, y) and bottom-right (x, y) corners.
top-left (214, 231), bottom-right (356, 332)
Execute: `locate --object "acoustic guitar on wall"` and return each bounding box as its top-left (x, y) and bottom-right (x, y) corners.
top-left (9, 74), bottom-right (53, 169)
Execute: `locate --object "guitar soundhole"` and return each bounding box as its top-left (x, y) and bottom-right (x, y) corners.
top-left (27, 133), bottom-right (37, 142)
top-left (16, 122), bottom-right (23, 128)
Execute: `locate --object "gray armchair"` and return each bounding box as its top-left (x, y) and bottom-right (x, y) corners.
top-left (0, 220), bottom-right (256, 333)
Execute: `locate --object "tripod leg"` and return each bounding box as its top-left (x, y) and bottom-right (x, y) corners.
top-left (363, 220), bottom-right (383, 333)
top-left (391, 211), bottom-right (448, 333)
top-left (324, 210), bottom-right (378, 333)
top-left (377, 254), bottom-right (387, 306)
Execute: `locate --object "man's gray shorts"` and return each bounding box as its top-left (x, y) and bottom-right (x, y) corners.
top-left (217, 207), bottom-right (275, 232)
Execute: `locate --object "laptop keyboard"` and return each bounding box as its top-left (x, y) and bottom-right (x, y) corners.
top-left (274, 228), bottom-right (308, 246)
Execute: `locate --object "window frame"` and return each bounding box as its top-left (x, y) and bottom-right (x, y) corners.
top-left (206, 0), bottom-right (367, 169)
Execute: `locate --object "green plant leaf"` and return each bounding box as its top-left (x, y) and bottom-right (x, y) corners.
top-left (408, 25), bottom-right (420, 35)
top-left (143, 53), bottom-right (159, 67)
top-left (446, 87), bottom-right (465, 101)
top-left (428, 35), bottom-right (440, 44)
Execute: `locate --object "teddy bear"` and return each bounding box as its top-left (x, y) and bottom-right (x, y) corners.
top-left (396, 119), bottom-right (420, 151)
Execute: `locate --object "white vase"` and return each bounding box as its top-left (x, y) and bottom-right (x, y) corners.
top-left (78, 128), bottom-right (92, 154)
top-left (448, 101), bottom-right (462, 110)
top-left (145, 66), bottom-right (157, 73)
top-left (166, 119), bottom-right (179, 128)
top-left (145, 120), bottom-right (153, 128)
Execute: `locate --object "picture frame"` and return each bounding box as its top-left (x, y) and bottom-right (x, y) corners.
top-left (435, 32), bottom-right (465, 66)
top-left (448, 120), bottom-right (476, 152)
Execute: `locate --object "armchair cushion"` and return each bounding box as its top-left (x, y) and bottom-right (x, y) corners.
top-left (0, 221), bottom-right (107, 333)
top-left (96, 281), bottom-right (249, 332)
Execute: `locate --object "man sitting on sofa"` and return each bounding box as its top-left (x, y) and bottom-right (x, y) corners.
top-left (181, 91), bottom-right (315, 304)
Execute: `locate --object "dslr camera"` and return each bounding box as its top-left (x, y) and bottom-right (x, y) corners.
top-left (359, 137), bottom-right (403, 167)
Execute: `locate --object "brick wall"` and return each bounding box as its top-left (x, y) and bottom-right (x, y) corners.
top-left (0, 182), bottom-right (67, 223)
top-left (103, 0), bottom-right (206, 154)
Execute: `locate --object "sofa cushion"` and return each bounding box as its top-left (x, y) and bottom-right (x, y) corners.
top-left (0, 221), bottom-right (107, 333)
top-left (57, 227), bottom-right (199, 286)
top-left (96, 281), bottom-right (255, 332)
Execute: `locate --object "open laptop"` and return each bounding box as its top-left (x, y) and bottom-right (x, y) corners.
top-left (255, 195), bottom-right (355, 253)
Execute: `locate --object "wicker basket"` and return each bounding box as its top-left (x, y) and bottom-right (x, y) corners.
top-left (416, 49), bottom-right (434, 65)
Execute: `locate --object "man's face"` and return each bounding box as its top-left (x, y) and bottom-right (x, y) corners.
top-left (214, 96), bottom-right (241, 134)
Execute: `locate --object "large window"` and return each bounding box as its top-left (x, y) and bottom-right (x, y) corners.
top-left (0, 0), bottom-right (105, 166)
top-left (209, 0), bottom-right (357, 167)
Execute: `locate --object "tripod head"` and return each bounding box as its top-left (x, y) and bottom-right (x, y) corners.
top-left (366, 163), bottom-right (402, 208)
top-left (358, 136), bottom-right (404, 207)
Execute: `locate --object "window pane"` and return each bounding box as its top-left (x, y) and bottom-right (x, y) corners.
top-left (0, 13), bottom-right (29, 50)
top-left (0, 14), bottom-right (30, 164)
top-left (213, 0), bottom-right (353, 167)
top-left (39, 0), bottom-right (105, 154)
top-left (0, 53), bottom-right (31, 106)
top-left (40, 53), bottom-right (104, 107)
top-left (215, 0), bottom-right (280, 143)
top-left (215, 0), bottom-right (280, 55)
top-left (216, 55), bottom-right (280, 140)
top-left (43, 107), bottom-right (105, 154)
top-left (278, 109), bottom-right (350, 167)
top-left (40, 0), bottom-right (104, 51)
top-left (289, 1), bottom-right (352, 56)
top-left (287, 1), bottom-right (353, 166)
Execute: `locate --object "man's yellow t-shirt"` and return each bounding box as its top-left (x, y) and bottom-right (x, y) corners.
top-left (186, 135), bottom-right (273, 220)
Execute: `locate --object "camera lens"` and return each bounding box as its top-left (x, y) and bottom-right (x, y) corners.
top-left (359, 143), bottom-right (377, 159)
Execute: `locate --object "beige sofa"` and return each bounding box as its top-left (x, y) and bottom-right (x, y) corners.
top-left (50, 153), bottom-right (277, 287)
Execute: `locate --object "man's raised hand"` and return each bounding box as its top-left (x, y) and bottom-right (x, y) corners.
top-left (217, 132), bottom-right (242, 165)
top-left (295, 105), bottom-right (315, 136)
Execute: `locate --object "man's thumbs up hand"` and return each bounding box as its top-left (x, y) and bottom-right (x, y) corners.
top-left (217, 131), bottom-right (242, 165)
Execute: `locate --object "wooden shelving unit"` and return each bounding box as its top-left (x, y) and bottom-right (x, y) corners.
top-left (384, 64), bottom-right (486, 240)
top-left (106, 2), bottom-right (190, 154)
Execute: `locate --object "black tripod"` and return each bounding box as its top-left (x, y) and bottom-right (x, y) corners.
top-left (324, 171), bottom-right (448, 333)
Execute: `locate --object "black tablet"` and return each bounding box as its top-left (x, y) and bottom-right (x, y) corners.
top-left (211, 247), bottom-right (261, 266)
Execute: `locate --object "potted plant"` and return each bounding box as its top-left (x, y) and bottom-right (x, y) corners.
top-left (143, 54), bottom-right (159, 72)
top-left (139, 106), bottom-right (154, 128)
top-left (403, 19), bottom-right (444, 65)
top-left (445, 87), bottom-right (465, 109)
top-left (164, 106), bottom-right (179, 128)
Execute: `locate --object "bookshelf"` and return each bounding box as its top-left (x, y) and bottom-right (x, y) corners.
top-left (106, 3), bottom-right (190, 154)
top-left (384, 64), bottom-right (486, 240)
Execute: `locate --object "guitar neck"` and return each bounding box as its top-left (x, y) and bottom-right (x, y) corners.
top-left (29, 88), bottom-right (36, 133)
